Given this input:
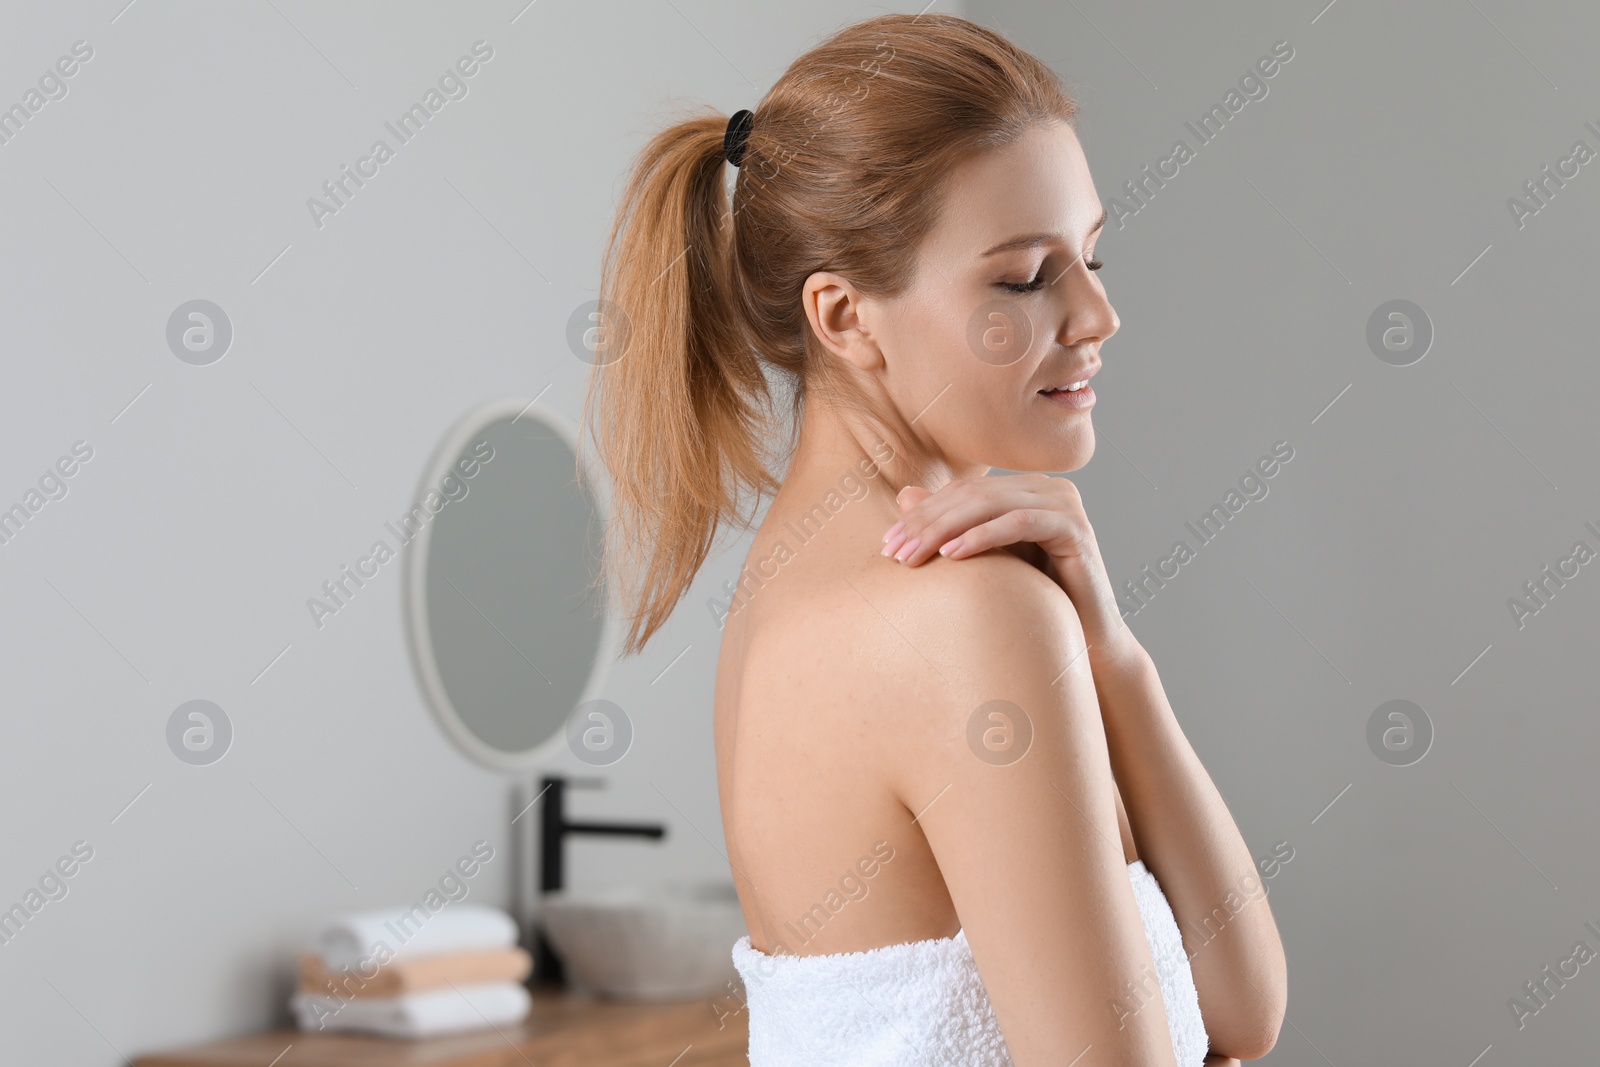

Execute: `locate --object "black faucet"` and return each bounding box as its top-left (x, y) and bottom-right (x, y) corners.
top-left (529, 773), bottom-right (666, 987)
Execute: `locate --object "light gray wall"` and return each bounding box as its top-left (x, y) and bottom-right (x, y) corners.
top-left (0, 2), bottom-right (901, 1061)
top-left (968, 0), bottom-right (1600, 1063)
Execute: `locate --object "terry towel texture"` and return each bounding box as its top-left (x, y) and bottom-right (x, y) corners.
top-left (289, 980), bottom-right (530, 1038)
top-left (297, 946), bottom-right (533, 997)
top-left (731, 859), bottom-right (1209, 1066)
top-left (314, 903), bottom-right (518, 970)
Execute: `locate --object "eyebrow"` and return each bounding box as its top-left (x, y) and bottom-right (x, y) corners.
top-left (979, 207), bottom-right (1109, 257)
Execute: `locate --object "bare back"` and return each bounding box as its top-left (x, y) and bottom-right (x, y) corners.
top-left (712, 482), bottom-right (1138, 958)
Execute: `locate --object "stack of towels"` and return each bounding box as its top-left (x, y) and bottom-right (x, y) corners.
top-left (290, 903), bottom-right (533, 1038)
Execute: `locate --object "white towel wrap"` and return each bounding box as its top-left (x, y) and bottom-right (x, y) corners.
top-left (731, 859), bottom-right (1210, 1066)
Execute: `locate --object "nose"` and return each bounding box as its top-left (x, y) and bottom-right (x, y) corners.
top-left (1058, 261), bottom-right (1118, 349)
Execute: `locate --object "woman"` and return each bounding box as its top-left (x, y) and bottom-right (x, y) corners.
top-left (583, 13), bottom-right (1286, 1066)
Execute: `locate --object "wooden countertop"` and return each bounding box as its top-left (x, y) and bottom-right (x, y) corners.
top-left (133, 986), bottom-right (750, 1067)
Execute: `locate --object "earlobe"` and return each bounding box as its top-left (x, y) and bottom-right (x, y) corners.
top-left (804, 271), bottom-right (884, 373)
top-left (837, 329), bottom-right (885, 373)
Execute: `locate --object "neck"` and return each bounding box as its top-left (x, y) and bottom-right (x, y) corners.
top-left (782, 386), bottom-right (987, 507)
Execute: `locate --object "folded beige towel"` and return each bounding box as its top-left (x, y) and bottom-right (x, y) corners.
top-left (298, 946), bottom-right (532, 998)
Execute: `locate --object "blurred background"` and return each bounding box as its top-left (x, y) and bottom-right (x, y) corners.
top-left (1, 0), bottom-right (1596, 1063)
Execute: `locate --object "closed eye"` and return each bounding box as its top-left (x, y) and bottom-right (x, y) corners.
top-left (999, 253), bottom-right (1104, 293)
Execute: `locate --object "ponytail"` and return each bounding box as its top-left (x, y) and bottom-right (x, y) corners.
top-left (581, 109), bottom-right (779, 656)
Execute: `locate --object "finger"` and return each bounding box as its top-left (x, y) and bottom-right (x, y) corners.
top-left (896, 484), bottom-right (933, 512)
top-left (900, 474), bottom-right (1057, 535)
top-left (885, 483), bottom-right (955, 551)
top-left (887, 487), bottom-right (1037, 562)
top-left (911, 475), bottom-right (1084, 553)
top-left (931, 509), bottom-right (1058, 562)
top-left (884, 474), bottom-right (1062, 558)
top-left (883, 485), bottom-right (933, 548)
top-left (891, 489), bottom-right (1062, 564)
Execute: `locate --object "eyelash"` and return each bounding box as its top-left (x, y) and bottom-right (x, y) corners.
top-left (1001, 253), bottom-right (1104, 293)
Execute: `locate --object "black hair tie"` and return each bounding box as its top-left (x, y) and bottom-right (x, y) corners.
top-left (724, 109), bottom-right (754, 168)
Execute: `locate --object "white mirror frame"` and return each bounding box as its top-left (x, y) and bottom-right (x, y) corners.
top-left (401, 397), bottom-right (619, 773)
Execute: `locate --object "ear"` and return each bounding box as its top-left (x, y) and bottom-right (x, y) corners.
top-left (802, 270), bottom-right (884, 373)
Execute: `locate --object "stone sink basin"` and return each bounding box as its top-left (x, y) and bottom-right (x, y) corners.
top-left (539, 880), bottom-right (749, 999)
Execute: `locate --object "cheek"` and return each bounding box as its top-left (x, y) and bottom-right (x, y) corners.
top-left (934, 351), bottom-right (1039, 458)
top-left (881, 289), bottom-right (1046, 460)
top-left (882, 291), bottom-right (967, 399)
top-left (926, 314), bottom-right (998, 395)
top-left (911, 287), bottom-right (1031, 385)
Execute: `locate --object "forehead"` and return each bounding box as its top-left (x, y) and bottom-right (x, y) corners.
top-left (921, 122), bottom-right (1100, 262)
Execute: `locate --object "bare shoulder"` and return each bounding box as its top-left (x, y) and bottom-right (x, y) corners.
top-left (849, 548), bottom-right (1089, 746)
top-left (860, 549), bottom-right (1181, 1064)
top-left (732, 546), bottom-right (1086, 768)
top-left (873, 544), bottom-right (1082, 635)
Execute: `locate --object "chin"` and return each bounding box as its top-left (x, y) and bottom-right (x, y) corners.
top-left (992, 434), bottom-right (1095, 475)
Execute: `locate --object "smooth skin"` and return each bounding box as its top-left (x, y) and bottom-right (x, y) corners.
top-left (712, 121), bottom-right (1283, 1066)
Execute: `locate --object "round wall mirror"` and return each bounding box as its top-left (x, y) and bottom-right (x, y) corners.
top-left (403, 398), bottom-right (614, 771)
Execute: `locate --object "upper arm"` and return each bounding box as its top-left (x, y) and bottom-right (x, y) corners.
top-left (879, 553), bottom-right (1180, 1067)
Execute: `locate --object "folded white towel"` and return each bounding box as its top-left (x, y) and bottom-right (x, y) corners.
top-left (290, 980), bottom-right (530, 1038)
top-left (313, 904), bottom-right (518, 971)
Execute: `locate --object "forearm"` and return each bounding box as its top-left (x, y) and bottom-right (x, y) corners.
top-left (1089, 641), bottom-right (1287, 1058)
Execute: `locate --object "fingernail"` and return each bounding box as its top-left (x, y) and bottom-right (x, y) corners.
top-left (895, 538), bottom-right (920, 562)
top-left (939, 537), bottom-right (963, 557)
top-left (883, 521), bottom-right (905, 544)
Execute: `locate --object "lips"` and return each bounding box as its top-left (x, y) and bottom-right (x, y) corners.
top-left (1037, 365), bottom-right (1098, 394)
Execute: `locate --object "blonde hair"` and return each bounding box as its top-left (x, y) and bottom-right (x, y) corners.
top-left (581, 12), bottom-right (1079, 655)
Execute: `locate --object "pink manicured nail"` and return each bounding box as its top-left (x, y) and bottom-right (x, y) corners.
top-left (895, 538), bottom-right (920, 562)
top-left (883, 520), bottom-right (905, 544)
top-left (939, 537), bottom-right (964, 557)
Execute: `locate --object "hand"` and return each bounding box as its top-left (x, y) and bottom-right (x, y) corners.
top-left (881, 473), bottom-right (1142, 669)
